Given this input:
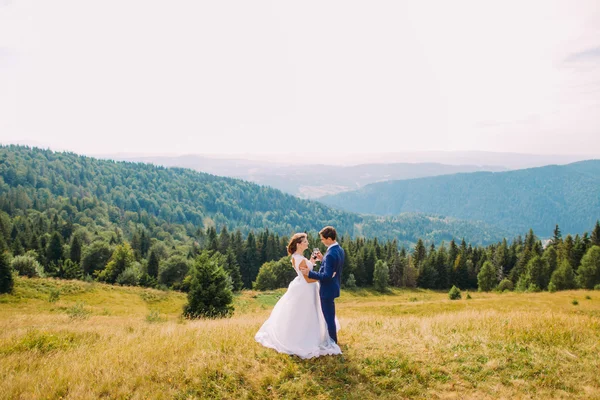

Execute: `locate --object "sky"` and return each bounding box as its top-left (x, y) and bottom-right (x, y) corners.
top-left (1, 0), bottom-right (599, 159)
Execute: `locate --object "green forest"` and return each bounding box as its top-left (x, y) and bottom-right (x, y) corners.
top-left (321, 160), bottom-right (600, 235)
top-left (1, 145), bottom-right (600, 304)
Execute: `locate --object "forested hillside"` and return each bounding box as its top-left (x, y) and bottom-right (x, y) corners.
top-left (320, 161), bottom-right (600, 236)
top-left (0, 145), bottom-right (505, 246)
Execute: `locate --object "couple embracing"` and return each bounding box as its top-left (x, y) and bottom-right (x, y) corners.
top-left (255, 226), bottom-right (344, 359)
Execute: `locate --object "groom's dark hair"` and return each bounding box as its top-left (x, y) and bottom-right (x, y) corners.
top-left (319, 226), bottom-right (337, 241)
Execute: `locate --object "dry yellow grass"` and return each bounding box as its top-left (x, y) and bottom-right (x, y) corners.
top-left (1, 278), bottom-right (599, 399)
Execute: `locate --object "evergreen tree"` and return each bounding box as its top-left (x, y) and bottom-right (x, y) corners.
top-left (147, 250), bottom-right (160, 278)
top-left (0, 252), bottom-right (14, 294)
top-left (183, 253), bottom-right (233, 319)
top-left (218, 225), bottom-right (230, 254)
top-left (388, 254), bottom-right (405, 287)
top-left (591, 221), bottom-right (600, 246)
top-left (69, 234), bottom-right (82, 264)
top-left (435, 244), bottom-right (449, 289)
top-left (540, 246), bottom-right (557, 290)
top-left (552, 224), bottom-right (562, 245)
top-left (364, 247), bottom-right (377, 285)
top-left (206, 227), bottom-right (218, 252)
top-left (516, 256), bottom-right (546, 291)
top-left (413, 239), bottom-right (426, 268)
top-left (241, 232), bottom-right (259, 288)
top-left (417, 254), bottom-right (437, 289)
top-left (576, 246), bottom-right (600, 289)
top-left (224, 249), bottom-right (243, 291)
top-left (46, 231), bottom-right (63, 268)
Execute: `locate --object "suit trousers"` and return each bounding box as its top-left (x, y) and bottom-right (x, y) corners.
top-left (320, 297), bottom-right (337, 343)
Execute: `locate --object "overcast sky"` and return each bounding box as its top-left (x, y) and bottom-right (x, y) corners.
top-left (1, 0), bottom-right (599, 158)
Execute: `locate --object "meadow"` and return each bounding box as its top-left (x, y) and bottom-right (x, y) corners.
top-left (1, 277), bottom-right (599, 399)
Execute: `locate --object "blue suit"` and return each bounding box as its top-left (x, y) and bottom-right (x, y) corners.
top-left (308, 243), bottom-right (344, 343)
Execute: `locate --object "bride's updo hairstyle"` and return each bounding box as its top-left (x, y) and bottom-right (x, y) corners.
top-left (287, 233), bottom-right (307, 255)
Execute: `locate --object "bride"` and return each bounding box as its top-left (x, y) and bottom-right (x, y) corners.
top-left (255, 233), bottom-right (341, 359)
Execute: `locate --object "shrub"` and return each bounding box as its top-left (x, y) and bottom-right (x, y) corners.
top-left (116, 267), bottom-right (140, 286)
top-left (477, 261), bottom-right (496, 292)
top-left (11, 255), bottom-right (45, 278)
top-left (572, 299), bottom-right (579, 306)
top-left (497, 278), bottom-right (514, 292)
top-left (373, 260), bottom-right (389, 292)
top-left (345, 273), bottom-right (357, 289)
top-left (48, 289), bottom-right (60, 303)
top-left (253, 256), bottom-right (297, 291)
top-left (448, 285), bottom-right (461, 300)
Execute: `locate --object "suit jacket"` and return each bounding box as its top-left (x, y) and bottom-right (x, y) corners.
top-left (308, 243), bottom-right (344, 299)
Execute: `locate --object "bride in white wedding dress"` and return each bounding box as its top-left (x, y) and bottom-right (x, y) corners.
top-left (255, 233), bottom-right (341, 359)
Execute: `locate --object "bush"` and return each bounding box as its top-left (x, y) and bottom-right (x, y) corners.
top-left (373, 260), bottom-right (389, 292)
top-left (497, 278), bottom-right (514, 292)
top-left (595, 284), bottom-right (600, 291)
top-left (466, 292), bottom-right (472, 300)
top-left (48, 288), bottom-right (60, 303)
top-left (477, 261), bottom-right (496, 292)
top-left (116, 267), bottom-right (140, 286)
top-left (572, 299), bottom-right (579, 306)
top-left (253, 256), bottom-right (297, 291)
top-left (345, 273), bottom-right (357, 289)
top-left (448, 285), bottom-right (461, 300)
top-left (66, 302), bottom-right (90, 320)
top-left (158, 255), bottom-right (191, 288)
top-left (11, 255), bottom-right (45, 278)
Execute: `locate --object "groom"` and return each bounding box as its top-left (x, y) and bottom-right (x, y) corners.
top-left (300, 226), bottom-right (344, 343)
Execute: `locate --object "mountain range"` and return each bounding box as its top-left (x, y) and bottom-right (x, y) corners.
top-left (320, 160), bottom-right (600, 236)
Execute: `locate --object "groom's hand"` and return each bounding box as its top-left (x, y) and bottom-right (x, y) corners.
top-left (299, 264), bottom-right (309, 276)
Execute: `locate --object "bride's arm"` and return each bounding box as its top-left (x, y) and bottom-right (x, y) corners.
top-left (296, 259), bottom-right (317, 283)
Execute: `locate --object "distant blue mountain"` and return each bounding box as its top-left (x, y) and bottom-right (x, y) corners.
top-left (319, 160), bottom-right (600, 236)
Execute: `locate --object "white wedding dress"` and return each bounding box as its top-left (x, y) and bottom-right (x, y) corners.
top-left (255, 253), bottom-right (342, 359)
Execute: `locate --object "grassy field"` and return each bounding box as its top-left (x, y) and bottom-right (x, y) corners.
top-left (1, 277), bottom-right (599, 399)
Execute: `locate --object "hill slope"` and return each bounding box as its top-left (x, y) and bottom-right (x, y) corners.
top-left (108, 154), bottom-right (506, 198)
top-left (320, 160), bottom-right (600, 236)
top-left (0, 145), bottom-right (507, 245)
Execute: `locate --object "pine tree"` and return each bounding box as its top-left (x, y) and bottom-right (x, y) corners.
top-left (417, 255), bottom-right (438, 289)
top-left (207, 227), bottom-right (218, 252)
top-left (218, 226), bottom-right (230, 254)
top-left (576, 246), bottom-right (600, 289)
top-left (69, 235), bottom-right (82, 264)
top-left (591, 221), bottom-right (600, 246)
top-left (46, 231), bottom-right (63, 268)
top-left (183, 255), bottom-right (233, 319)
top-left (224, 249), bottom-right (243, 291)
top-left (516, 256), bottom-right (546, 291)
top-left (147, 250), bottom-right (160, 279)
top-left (541, 246), bottom-right (557, 290)
top-left (0, 252), bottom-right (14, 294)
top-left (388, 254), bottom-right (405, 287)
top-left (413, 239), bottom-right (426, 268)
top-left (240, 232), bottom-right (259, 288)
top-left (552, 224), bottom-right (562, 245)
